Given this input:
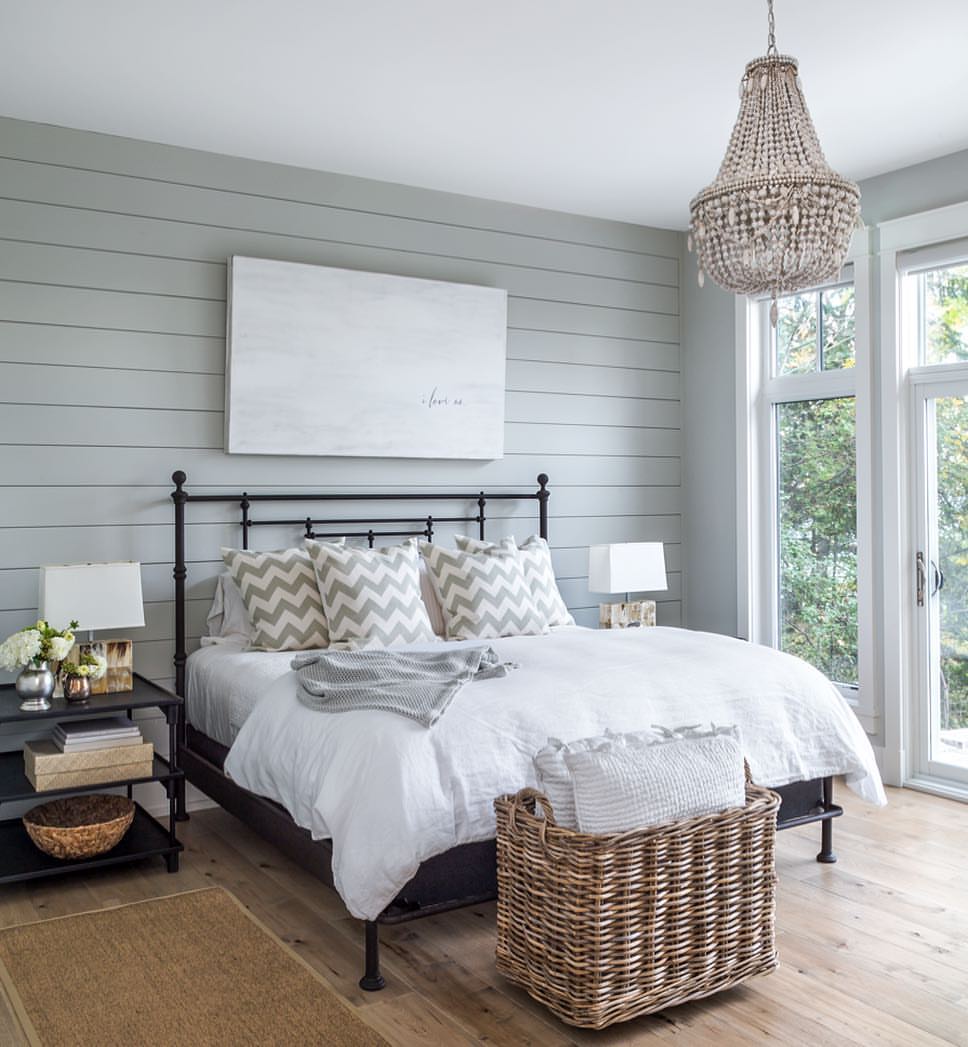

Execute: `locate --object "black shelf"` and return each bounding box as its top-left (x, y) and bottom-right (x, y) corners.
top-left (0, 750), bottom-right (183, 804)
top-left (0, 676), bottom-right (179, 724)
top-left (0, 804), bottom-right (181, 884)
top-left (0, 673), bottom-right (183, 883)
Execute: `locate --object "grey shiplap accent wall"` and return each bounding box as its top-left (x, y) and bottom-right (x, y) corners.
top-left (0, 117), bottom-right (681, 716)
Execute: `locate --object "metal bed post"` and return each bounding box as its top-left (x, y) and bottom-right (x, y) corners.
top-left (360, 921), bottom-right (385, 991)
top-left (817, 776), bottom-right (837, 863)
top-left (537, 473), bottom-right (549, 540)
top-left (171, 470), bottom-right (189, 821)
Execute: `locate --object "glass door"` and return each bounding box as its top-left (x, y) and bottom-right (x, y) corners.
top-left (913, 379), bottom-right (968, 785)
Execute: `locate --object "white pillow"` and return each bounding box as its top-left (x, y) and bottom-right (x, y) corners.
top-left (455, 534), bottom-right (575, 628)
top-left (203, 573), bottom-right (253, 645)
top-left (565, 730), bottom-right (746, 834)
top-left (533, 729), bottom-right (663, 829)
top-left (418, 557), bottom-right (446, 638)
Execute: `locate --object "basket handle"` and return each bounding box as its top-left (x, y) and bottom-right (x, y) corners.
top-left (507, 787), bottom-right (558, 832)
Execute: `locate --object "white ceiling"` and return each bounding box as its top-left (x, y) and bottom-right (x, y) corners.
top-left (3, 0), bottom-right (968, 229)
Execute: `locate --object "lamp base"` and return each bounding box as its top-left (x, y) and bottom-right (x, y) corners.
top-left (599, 600), bottom-right (656, 630)
top-left (70, 639), bottom-right (134, 693)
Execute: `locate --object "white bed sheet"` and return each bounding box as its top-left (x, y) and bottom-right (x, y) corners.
top-left (186, 641), bottom-right (294, 747)
top-left (222, 626), bottom-right (886, 920)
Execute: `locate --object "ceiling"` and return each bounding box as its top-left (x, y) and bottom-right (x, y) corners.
top-left (3, 0), bottom-right (968, 229)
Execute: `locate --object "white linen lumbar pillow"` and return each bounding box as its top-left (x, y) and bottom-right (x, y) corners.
top-left (222, 541), bottom-right (344, 652)
top-left (420, 542), bottom-right (549, 641)
top-left (533, 729), bottom-right (663, 829)
top-left (565, 730), bottom-right (746, 834)
top-left (203, 573), bottom-right (253, 645)
top-left (455, 534), bottom-right (575, 628)
top-left (306, 538), bottom-right (437, 650)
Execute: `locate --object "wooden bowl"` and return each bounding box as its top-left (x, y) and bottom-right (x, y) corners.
top-left (23, 795), bottom-right (135, 860)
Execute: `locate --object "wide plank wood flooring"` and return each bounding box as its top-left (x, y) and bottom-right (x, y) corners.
top-left (1, 785), bottom-right (966, 1046)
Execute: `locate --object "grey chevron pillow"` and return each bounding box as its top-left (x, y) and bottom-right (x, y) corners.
top-left (456, 534), bottom-right (575, 628)
top-left (421, 543), bottom-right (549, 641)
top-left (306, 538), bottom-right (436, 650)
top-left (222, 540), bottom-right (344, 652)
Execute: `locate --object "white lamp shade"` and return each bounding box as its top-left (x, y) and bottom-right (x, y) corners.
top-left (588, 542), bottom-right (667, 595)
top-left (38, 562), bottom-right (145, 632)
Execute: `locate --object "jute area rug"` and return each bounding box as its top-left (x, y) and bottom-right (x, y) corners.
top-left (0, 887), bottom-right (388, 1047)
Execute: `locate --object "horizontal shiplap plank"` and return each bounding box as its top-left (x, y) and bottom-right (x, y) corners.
top-left (0, 157), bottom-right (679, 285)
top-left (507, 391), bottom-right (679, 427)
top-left (0, 117), bottom-right (684, 259)
top-left (509, 297), bottom-right (677, 341)
top-left (507, 360), bottom-right (679, 399)
top-left (0, 361), bottom-right (223, 412)
top-left (0, 320), bottom-right (224, 374)
top-left (0, 236), bottom-right (676, 315)
top-left (0, 483), bottom-right (680, 529)
top-left (0, 401), bottom-right (677, 446)
top-left (507, 329), bottom-right (679, 371)
top-left (0, 444), bottom-right (680, 487)
top-left (0, 513), bottom-right (680, 572)
top-left (0, 280), bottom-right (224, 337)
top-left (0, 359), bottom-right (677, 413)
top-left (0, 403), bottom-right (222, 447)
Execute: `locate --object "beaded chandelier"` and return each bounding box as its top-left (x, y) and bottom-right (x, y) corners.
top-left (688, 0), bottom-right (861, 324)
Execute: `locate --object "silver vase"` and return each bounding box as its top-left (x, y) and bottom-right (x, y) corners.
top-left (16, 661), bottom-right (55, 712)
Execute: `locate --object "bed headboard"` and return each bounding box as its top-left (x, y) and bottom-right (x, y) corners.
top-left (169, 471), bottom-right (550, 698)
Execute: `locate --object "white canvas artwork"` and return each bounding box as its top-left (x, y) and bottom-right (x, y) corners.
top-left (225, 257), bottom-right (508, 459)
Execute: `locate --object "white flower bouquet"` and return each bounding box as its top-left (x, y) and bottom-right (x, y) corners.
top-left (0, 619), bottom-right (79, 671)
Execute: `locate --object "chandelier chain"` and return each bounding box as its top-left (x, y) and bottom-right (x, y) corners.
top-left (766, 0), bottom-right (777, 56)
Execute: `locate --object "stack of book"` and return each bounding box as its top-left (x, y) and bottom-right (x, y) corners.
top-left (24, 717), bottom-right (154, 792)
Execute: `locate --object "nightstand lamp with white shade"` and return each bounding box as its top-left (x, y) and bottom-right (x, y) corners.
top-left (39, 561), bottom-right (145, 693)
top-left (588, 542), bottom-right (667, 629)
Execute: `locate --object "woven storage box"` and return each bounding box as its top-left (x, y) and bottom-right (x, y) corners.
top-left (494, 774), bottom-right (780, 1029)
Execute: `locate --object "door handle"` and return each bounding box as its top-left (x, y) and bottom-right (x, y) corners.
top-left (931, 559), bottom-right (945, 596)
top-left (916, 552), bottom-right (926, 607)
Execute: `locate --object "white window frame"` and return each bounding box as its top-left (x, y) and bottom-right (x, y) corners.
top-left (736, 229), bottom-right (876, 732)
top-left (879, 200), bottom-right (968, 791)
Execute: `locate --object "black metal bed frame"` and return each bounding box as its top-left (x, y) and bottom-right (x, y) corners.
top-left (169, 469), bottom-right (842, 992)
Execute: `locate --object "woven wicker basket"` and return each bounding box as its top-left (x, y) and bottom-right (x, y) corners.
top-left (23, 794), bottom-right (135, 860)
top-left (494, 775), bottom-right (780, 1029)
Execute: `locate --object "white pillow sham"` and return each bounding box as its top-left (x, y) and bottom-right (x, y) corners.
top-left (306, 538), bottom-right (436, 650)
top-left (420, 542), bottom-right (548, 641)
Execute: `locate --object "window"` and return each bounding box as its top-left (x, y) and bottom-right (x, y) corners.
top-left (747, 279), bottom-right (860, 694)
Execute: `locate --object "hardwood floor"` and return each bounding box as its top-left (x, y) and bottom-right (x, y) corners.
top-left (1, 785), bottom-right (967, 1045)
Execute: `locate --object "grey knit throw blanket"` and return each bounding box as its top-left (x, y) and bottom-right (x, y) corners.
top-left (291, 646), bottom-right (517, 727)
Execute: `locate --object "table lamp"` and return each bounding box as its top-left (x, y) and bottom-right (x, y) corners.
top-left (588, 542), bottom-right (667, 629)
top-left (39, 562), bottom-right (145, 693)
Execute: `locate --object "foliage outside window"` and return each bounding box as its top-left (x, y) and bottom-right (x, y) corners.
top-left (777, 397), bottom-right (858, 686)
top-left (775, 283), bottom-right (856, 375)
top-left (919, 262), bottom-right (968, 365)
top-left (935, 394), bottom-right (968, 731)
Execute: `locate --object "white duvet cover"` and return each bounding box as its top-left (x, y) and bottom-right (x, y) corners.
top-left (224, 626), bottom-right (885, 920)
